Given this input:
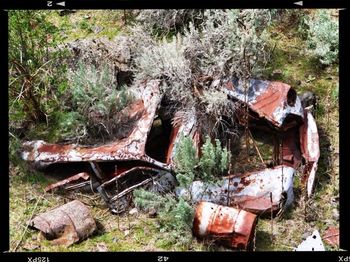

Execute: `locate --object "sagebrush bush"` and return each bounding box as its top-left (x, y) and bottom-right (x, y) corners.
top-left (66, 60), bottom-right (135, 143)
top-left (306, 10), bottom-right (338, 65)
top-left (135, 9), bottom-right (204, 37)
top-left (132, 9), bottom-right (273, 137)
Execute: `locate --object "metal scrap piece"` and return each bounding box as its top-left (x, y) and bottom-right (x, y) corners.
top-left (299, 108), bottom-right (320, 197)
top-left (295, 230), bottom-right (325, 251)
top-left (21, 80), bottom-right (169, 171)
top-left (28, 200), bottom-right (97, 246)
top-left (178, 165), bottom-right (295, 214)
top-left (44, 172), bottom-right (90, 192)
top-left (166, 110), bottom-right (200, 165)
top-left (193, 201), bottom-right (257, 250)
top-left (224, 79), bottom-right (304, 129)
top-left (323, 226), bottom-right (339, 247)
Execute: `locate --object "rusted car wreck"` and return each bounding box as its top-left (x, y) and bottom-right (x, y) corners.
top-left (21, 78), bottom-right (320, 249)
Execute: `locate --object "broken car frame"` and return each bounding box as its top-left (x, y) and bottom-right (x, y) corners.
top-left (21, 78), bottom-right (320, 249)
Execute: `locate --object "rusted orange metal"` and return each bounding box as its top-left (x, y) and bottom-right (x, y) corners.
top-left (224, 79), bottom-right (304, 129)
top-left (281, 128), bottom-right (302, 169)
top-left (165, 111), bottom-right (200, 165)
top-left (21, 80), bottom-right (170, 171)
top-left (323, 226), bottom-right (339, 247)
top-left (299, 108), bottom-right (320, 197)
top-left (28, 200), bottom-right (96, 246)
top-left (193, 201), bottom-right (257, 249)
top-left (45, 172), bottom-right (90, 192)
top-left (182, 165), bottom-right (295, 215)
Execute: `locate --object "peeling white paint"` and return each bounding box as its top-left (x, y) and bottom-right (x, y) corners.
top-left (295, 230), bottom-right (325, 251)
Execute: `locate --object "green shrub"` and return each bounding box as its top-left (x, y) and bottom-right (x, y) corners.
top-left (9, 10), bottom-right (67, 131)
top-left (174, 135), bottom-right (230, 186)
top-left (133, 188), bottom-right (166, 211)
top-left (306, 10), bottom-right (339, 65)
top-left (173, 135), bottom-right (198, 188)
top-left (133, 189), bottom-right (194, 248)
top-left (173, 135), bottom-right (198, 174)
top-left (199, 136), bottom-right (230, 182)
top-left (66, 61), bottom-right (134, 143)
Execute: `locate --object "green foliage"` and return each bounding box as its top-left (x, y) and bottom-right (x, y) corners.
top-left (133, 189), bottom-right (194, 248)
top-left (133, 188), bottom-right (166, 211)
top-left (9, 11), bottom-right (67, 129)
top-left (306, 10), bottom-right (339, 65)
top-left (173, 135), bottom-right (198, 188)
top-left (174, 135), bottom-right (230, 187)
top-left (79, 20), bottom-right (90, 30)
top-left (199, 136), bottom-right (230, 182)
top-left (175, 172), bottom-right (195, 189)
top-left (66, 61), bottom-right (134, 143)
top-left (9, 134), bottom-right (22, 166)
top-left (54, 111), bottom-right (87, 142)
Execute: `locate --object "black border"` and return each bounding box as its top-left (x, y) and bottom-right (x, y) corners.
top-left (1, 8), bottom-right (9, 254)
top-left (2, 1), bottom-right (349, 261)
top-left (0, 0), bottom-right (348, 9)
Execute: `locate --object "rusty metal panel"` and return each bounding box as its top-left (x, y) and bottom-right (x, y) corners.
top-left (299, 108), bottom-right (320, 197)
top-left (28, 200), bottom-right (96, 246)
top-left (45, 172), bottom-right (90, 192)
top-left (193, 201), bottom-right (257, 249)
top-left (282, 128), bottom-right (302, 168)
top-left (323, 226), bottom-right (339, 247)
top-left (224, 79), bottom-right (304, 129)
top-left (20, 80), bottom-right (171, 171)
top-left (166, 111), bottom-right (200, 165)
top-left (180, 165), bottom-right (295, 214)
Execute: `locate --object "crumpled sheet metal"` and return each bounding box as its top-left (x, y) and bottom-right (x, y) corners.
top-left (166, 110), bottom-right (200, 165)
top-left (299, 108), bottom-right (320, 197)
top-left (193, 201), bottom-right (257, 250)
top-left (45, 172), bottom-right (90, 192)
top-left (224, 79), bottom-right (304, 129)
top-left (28, 200), bottom-right (96, 246)
top-left (178, 165), bottom-right (295, 214)
top-left (295, 230), bottom-right (325, 251)
top-left (281, 128), bottom-right (302, 169)
top-left (21, 80), bottom-right (170, 171)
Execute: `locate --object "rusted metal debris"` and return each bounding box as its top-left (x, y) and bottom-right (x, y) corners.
top-left (193, 201), bottom-right (257, 250)
top-left (224, 79), bottom-right (304, 130)
top-left (322, 226), bottom-right (339, 247)
top-left (20, 76), bottom-right (321, 250)
top-left (295, 230), bottom-right (325, 251)
top-left (299, 107), bottom-right (320, 197)
top-left (178, 165), bottom-right (294, 214)
top-left (97, 168), bottom-right (176, 214)
top-left (28, 200), bottom-right (96, 246)
top-left (166, 110), bottom-right (200, 165)
top-left (21, 80), bottom-right (170, 171)
top-left (45, 172), bottom-right (90, 192)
